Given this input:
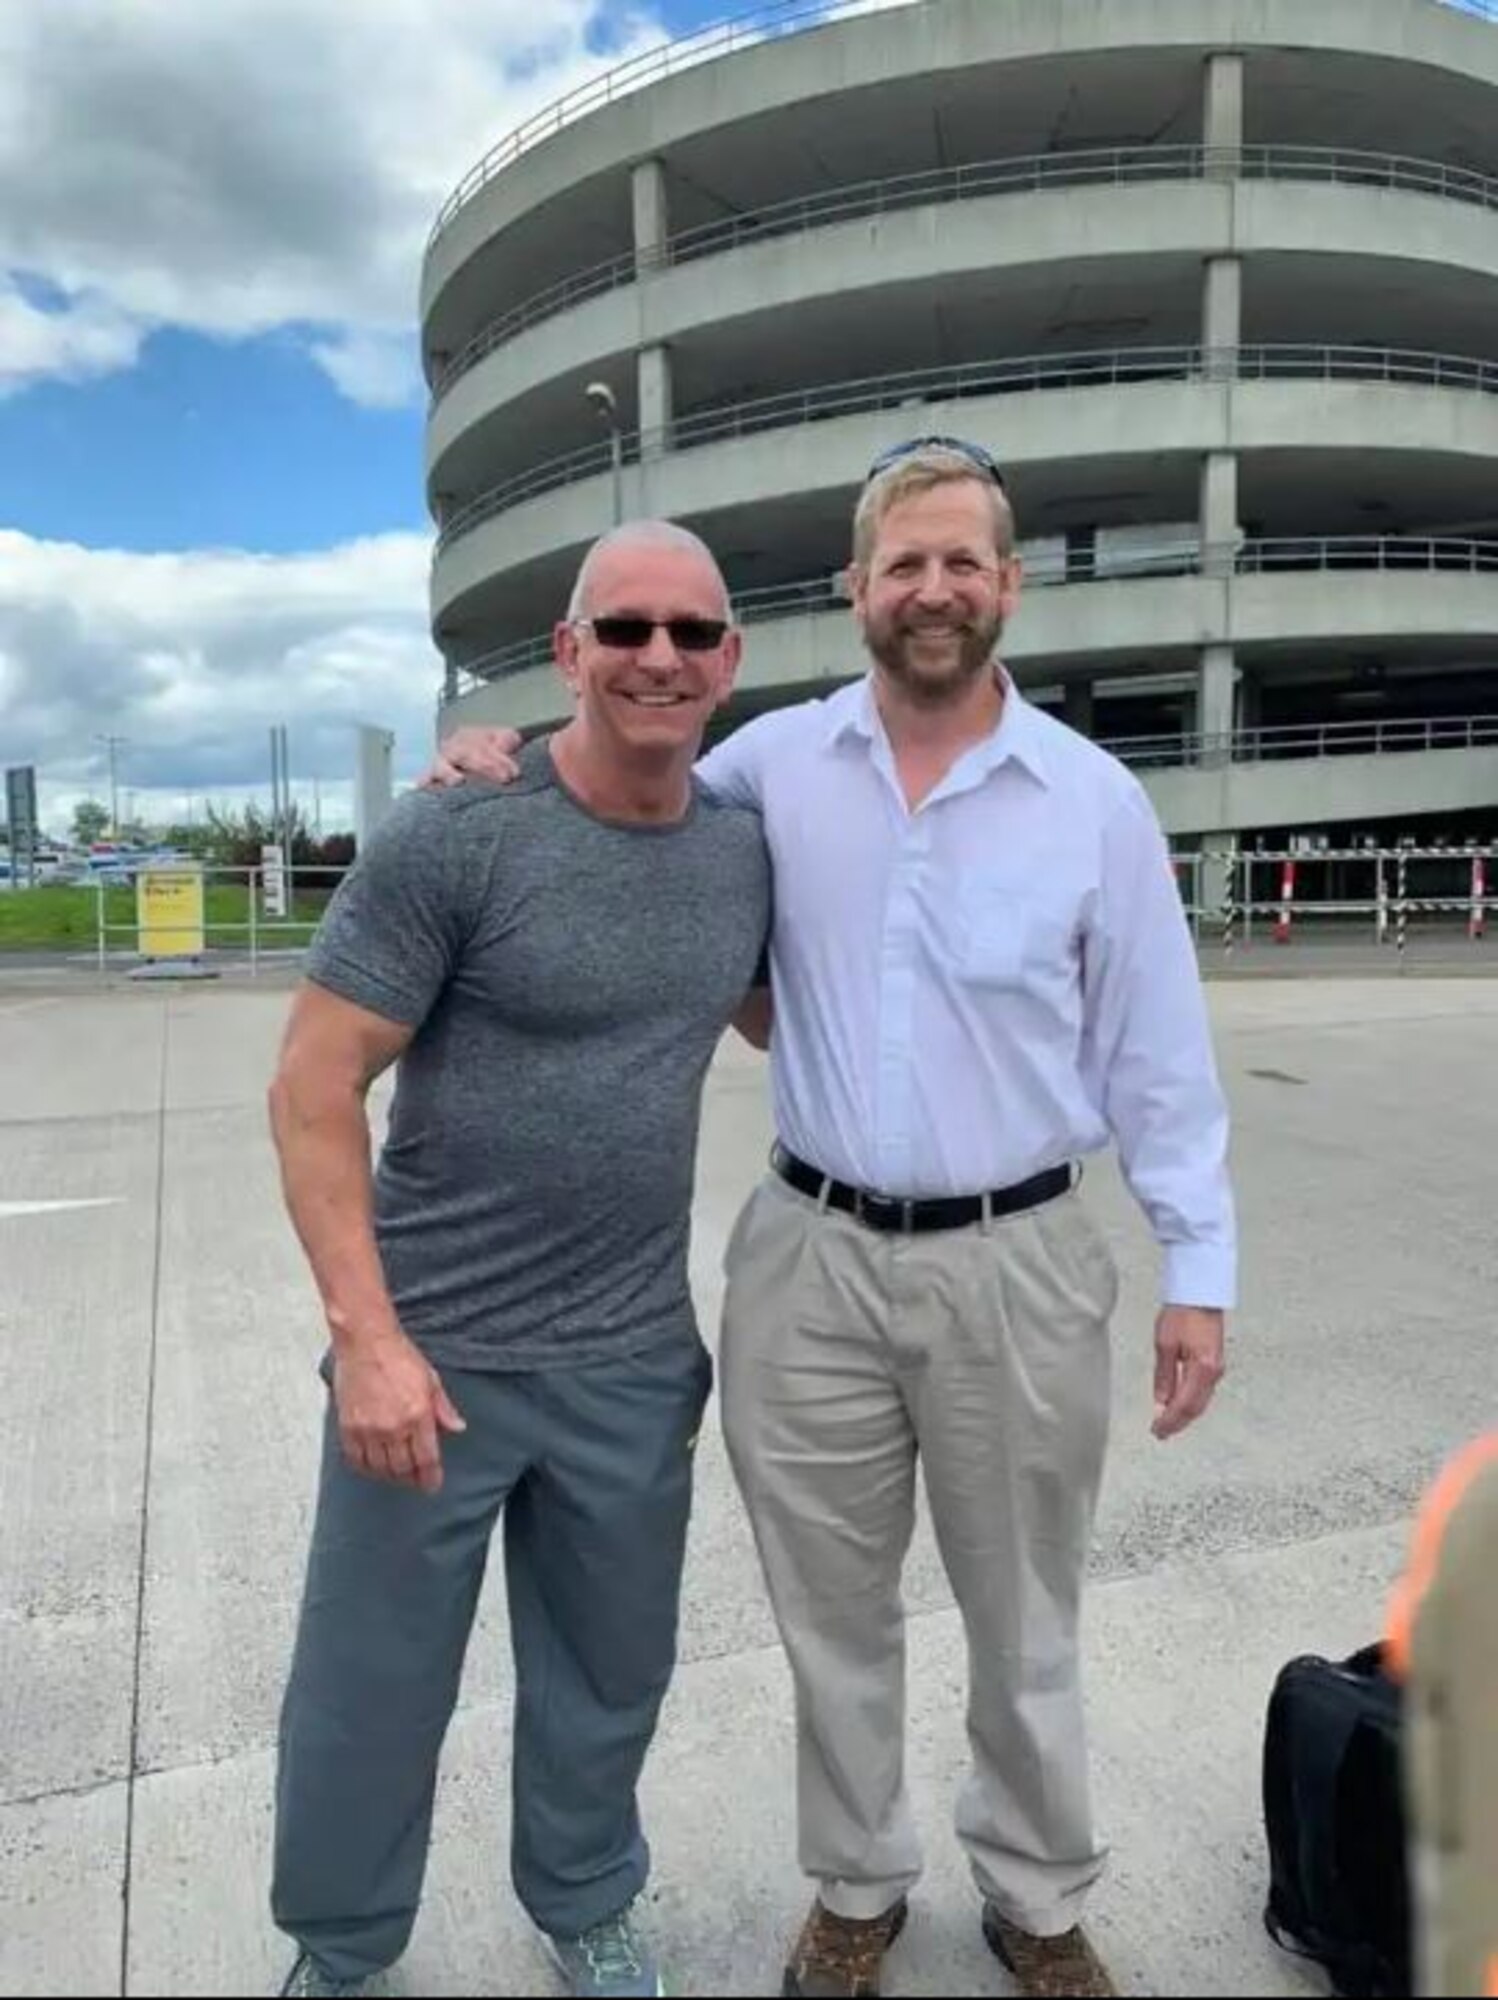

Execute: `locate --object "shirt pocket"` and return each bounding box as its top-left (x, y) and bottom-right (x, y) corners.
top-left (956, 877), bottom-right (1068, 989)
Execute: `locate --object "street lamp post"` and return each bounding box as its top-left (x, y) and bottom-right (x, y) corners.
top-left (93, 734), bottom-right (128, 838)
top-left (585, 380), bottom-right (623, 526)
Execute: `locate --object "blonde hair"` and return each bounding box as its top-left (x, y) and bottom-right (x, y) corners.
top-left (852, 447), bottom-right (1016, 567)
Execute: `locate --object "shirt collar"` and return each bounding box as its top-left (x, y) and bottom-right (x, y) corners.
top-left (823, 667), bottom-right (1052, 787)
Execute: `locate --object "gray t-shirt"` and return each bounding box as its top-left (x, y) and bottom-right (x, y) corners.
top-left (305, 739), bottom-right (770, 1370)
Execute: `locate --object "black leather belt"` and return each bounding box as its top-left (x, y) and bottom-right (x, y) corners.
top-left (770, 1143), bottom-right (1072, 1235)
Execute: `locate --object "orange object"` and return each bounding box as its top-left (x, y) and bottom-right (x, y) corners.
top-left (1387, 1432), bottom-right (1498, 1997)
top-left (1386, 1433), bottom-right (1498, 1682)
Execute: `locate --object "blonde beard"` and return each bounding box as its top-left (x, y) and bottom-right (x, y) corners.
top-left (866, 616), bottom-right (1003, 707)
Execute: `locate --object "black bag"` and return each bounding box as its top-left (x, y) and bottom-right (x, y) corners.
top-left (1262, 1643), bottom-right (1412, 1997)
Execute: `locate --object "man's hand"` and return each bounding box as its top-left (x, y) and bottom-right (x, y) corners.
top-left (332, 1332), bottom-right (467, 1493)
top-left (1151, 1304), bottom-right (1226, 1440)
top-left (419, 725), bottom-right (523, 789)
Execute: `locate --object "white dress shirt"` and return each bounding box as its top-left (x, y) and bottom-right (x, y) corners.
top-left (696, 674), bottom-right (1237, 1309)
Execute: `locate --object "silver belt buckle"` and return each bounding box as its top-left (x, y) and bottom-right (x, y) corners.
top-left (855, 1188), bottom-right (915, 1231)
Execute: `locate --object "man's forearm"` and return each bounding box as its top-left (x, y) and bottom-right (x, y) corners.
top-left (269, 1075), bottom-right (402, 1354)
top-left (732, 987), bottom-right (773, 1049)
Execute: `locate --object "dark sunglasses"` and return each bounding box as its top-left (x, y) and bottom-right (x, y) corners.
top-left (574, 615), bottom-right (730, 653)
top-left (866, 435), bottom-right (1007, 492)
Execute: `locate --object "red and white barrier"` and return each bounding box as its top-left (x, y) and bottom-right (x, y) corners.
top-left (1274, 858), bottom-right (1296, 943)
top-left (1471, 854), bottom-right (1487, 941)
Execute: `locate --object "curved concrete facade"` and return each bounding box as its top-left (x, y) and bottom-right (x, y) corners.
top-left (432, 378), bottom-right (1498, 632)
top-left (422, 0), bottom-right (1498, 836)
top-left (423, 0), bottom-right (1498, 342)
top-left (444, 565), bottom-right (1498, 725)
top-left (427, 181), bottom-right (1498, 500)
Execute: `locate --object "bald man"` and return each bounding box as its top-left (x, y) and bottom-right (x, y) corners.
top-left (267, 522), bottom-right (770, 2000)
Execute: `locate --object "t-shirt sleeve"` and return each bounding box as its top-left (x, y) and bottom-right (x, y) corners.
top-left (305, 790), bottom-right (474, 1027)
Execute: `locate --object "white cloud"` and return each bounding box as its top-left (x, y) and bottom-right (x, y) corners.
top-left (0, 277), bottom-right (145, 397)
top-left (306, 329), bottom-right (425, 410)
top-left (0, 0), bottom-right (672, 400)
top-left (0, 527), bottom-right (455, 818)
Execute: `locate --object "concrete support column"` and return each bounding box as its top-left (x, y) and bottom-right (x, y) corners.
top-left (632, 161), bottom-right (674, 484)
top-left (637, 343), bottom-right (673, 463)
top-left (632, 157), bottom-right (669, 275)
top-left (1202, 255), bottom-right (1241, 360)
top-left (1199, 833), bottom-right (1240, 938)
top-left (1200, 254), bottom-right (1240, 382)
top-left (1062, 679), bottom-right (1096, 739)
top-left (1203, 51), bottom-right (1244, 172)
top-left (1237, 669), bottom-right (1263, 738)
top-left (1200, 449), bottom-right (1239, 570)
top-left (1201, 47), bottom-right (1243, 379)
top-left (1199, 56), bottom-right (1244, 763)
top-left (1198, 643), bottom-right (1239, 759)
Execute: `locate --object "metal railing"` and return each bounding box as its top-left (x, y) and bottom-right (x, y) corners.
top-left (1189, 843), bottom-right (1497, 955)
top-left (428, 0), bottom-right (1498, 248)
top-left (91, 863), bottom-right (347, 975)
top-left (432, 141), bottom-right (1498, 397)
top-left (447, 536), bottom-right (1498, 693)
top-left (429, 1), bottom-right (923, 243)
top-left (1235, 535), bottom-right (1498, 574)
top-left (434, 341), bottom-right (1498, 553)
top-left (1105, 713), bottom-right (1498, 770)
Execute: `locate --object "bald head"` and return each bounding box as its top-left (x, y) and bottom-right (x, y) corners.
top-left (566, 520), bottom-right (732, 623)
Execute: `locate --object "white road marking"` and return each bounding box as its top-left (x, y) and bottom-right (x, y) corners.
top-left (0, 1198), bottom-right (123, 1220)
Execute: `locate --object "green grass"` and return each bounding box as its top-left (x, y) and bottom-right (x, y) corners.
top-left (0, 882), bottom-right (334, 952)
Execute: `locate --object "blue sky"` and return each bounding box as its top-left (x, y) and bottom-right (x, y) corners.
top-left (0, 0), bottom-right (819, 832)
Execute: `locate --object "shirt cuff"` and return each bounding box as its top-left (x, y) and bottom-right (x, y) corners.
top-left (1161, 1241), bottom-right (1237, 1311)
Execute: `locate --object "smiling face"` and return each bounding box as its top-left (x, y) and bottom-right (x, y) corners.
top-left (554, 537), bottom-right (741, 757)
top-left (850, 477), bottom-right (1023, 707)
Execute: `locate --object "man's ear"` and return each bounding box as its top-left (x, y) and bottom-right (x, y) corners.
top-left (553, 620), bottom-right (581, 695)
top-left (845, 562), bottom-right (867, 615)
top-left (712, 628), bottom-right (743, 708)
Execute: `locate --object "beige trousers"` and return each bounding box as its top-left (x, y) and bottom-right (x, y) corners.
top-left (720, 1171), bottom-right (1117, 1933)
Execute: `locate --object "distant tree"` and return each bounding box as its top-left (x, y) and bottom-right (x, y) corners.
top-left (159, 823), bottom-right (216, 859)
top-left (200, 800), bottom-right (305, 868)
top-left (192, 801), bottom-right (346, 883)
top-left (70, 799), bottom-right (110, 846)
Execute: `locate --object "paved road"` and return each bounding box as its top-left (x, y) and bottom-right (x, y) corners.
top-left (3, 980), bottom-right (1495, 1995)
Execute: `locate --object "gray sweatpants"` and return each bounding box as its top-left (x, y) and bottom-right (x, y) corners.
top-left (272, 1338), bottom-right (711, 1983)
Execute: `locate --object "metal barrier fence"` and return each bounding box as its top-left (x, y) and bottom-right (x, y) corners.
top-left (432, 137), bottom-right (1498, 394)
top-left (74, 848), bottom-right (1494, 972)
top-left (1186, 845), bottom-right (1495, 956)
top-left (91, 862), bottom-right (349, 976)
top-left (428, 0), bottom-right (1498, 249)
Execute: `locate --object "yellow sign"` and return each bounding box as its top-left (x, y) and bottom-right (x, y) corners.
top-left (136, 866), bottom-right (205, 960)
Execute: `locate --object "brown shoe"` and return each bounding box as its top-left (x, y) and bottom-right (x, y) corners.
top-left (982, 1903), bottom-right (1116, 1998)
top-left (781, 1896), bottom-right (908, 1997)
